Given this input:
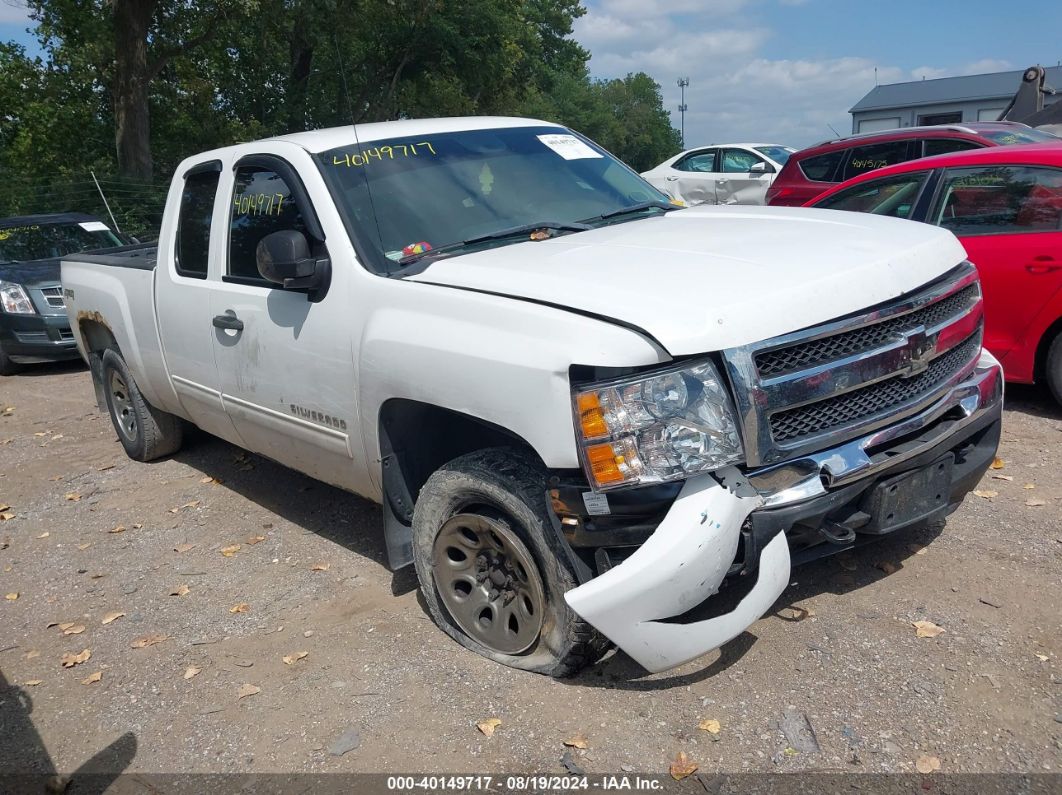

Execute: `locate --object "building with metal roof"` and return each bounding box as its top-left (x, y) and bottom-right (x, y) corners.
top-left (850, 66), bottom-right (1062, 134)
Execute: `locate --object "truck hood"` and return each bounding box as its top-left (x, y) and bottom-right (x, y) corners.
top-left (406, 205), bottom-right (969, 355)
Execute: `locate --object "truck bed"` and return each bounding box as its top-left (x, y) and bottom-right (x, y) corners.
top-left (69, 242), bottom-right (158, 270)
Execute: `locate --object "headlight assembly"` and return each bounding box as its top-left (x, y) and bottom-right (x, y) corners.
top-left (0, 281), bottom-right (35, 314)
top-left (573, 359), bottom-right (744, 490)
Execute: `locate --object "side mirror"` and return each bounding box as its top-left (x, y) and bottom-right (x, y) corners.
top-left (256, 229), bottom-right (331, 301)
top-left (749, 161), bottom-right (773, 174)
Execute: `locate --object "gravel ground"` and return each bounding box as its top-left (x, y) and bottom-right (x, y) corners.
top-left (0, 361), bottom-right (1060, 783)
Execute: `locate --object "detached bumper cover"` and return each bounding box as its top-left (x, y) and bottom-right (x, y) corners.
top-left (564, 352), bottom-right (1003, 674)
top-left (565, 469), bottom-right (789, 673)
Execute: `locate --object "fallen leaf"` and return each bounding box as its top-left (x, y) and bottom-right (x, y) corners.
top-left (57, 622), bottom-right (75, 631)
top-left (81, 670), bottom-right (102, 685)
top-left (990, 457), bottom-right (1005, 469)
top-left (875, 561), bottom-right (900, 575)
top-left (51, 435), bottom-right (63, 441)
top-left (0, 503), bottom-right (9, 511)
top-left (34, 432), bottom-right (46, 437)
top-left (200, 477), bottom-right (219, 485)
top-left (220, 544), bottom-right (240, 557)
top-left (61, 649), bottom-right (91, 668)
top-left (1023, 483), bottom-right (1036, 490)
top-left (181, 500), bottom-right (200, 509)
top-left (5, 592), bottom-right (18, 600)
top-left (64, 493), bottom-right (81, 502)
top-left (246, 535), bottom-right (266, 545)
top-left (972, 490), bottom-right (997, 499)
top-left (184, 665), bottom-right (202, 680)
top-left (476, 718), bottom-right (502, 737)
top-left (669, 751), bottom-right (698, 781)
top-left (37, 532), bottom-right (49, 538)
top-left (0, 512), bottom-right (14, 521)
top-left (101, 611), bottom-right (125, 625)
top-left (229, 602), bottom-right (249, 613)
top-left (311, 563), bottom-right (330, 572)
top-left (173, 543), bottom-right (195, 553)
top-left (237, 683), bottom-right (261, 700)
top-left (916, 754), bottom-right (941, 774)
top-left (169, 584), bottom-right (190, 597)
top-left (698, 719), bottom-right (721, 735)
top-left (76, 543), bottom-right (92, 550)
top-left (1035, 653), bottom-right (1049, 662)
top-left (108, 525), bottom-right (126, 534)
top-left (130, 633), bottom-right (168, 649)
top-left (25, 649), bottom-right (39, 659)
top-left (562, 733), bottom-right (589, 749)
top-left (282, 651), bottom-right (309, 665)
top-left (24, 679), bottom-right (43, 686)
top-left (1026, 498), bottom-right (1046, 507)
top-left (62, 625), bottom-right (86, 635)
top-left (913, 620), bottom-right (945, 638)
top-left (991, 474), bottom-right (1014, 482)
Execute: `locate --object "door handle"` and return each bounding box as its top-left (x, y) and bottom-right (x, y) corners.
top-left (212, 311), bottom-right (244, 331)
top-left (665, 176), bottom-right (678, 181)
top-left (1026, 256), bottom-right (1061, 275)
top-left (717, 178), bottom-right (728, 183)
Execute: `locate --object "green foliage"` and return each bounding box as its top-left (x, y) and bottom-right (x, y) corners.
top-left (1, 1), bottom-right (681, 233)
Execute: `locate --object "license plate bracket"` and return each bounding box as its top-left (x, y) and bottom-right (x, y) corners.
top-left (860, 453), bottom-right (954, 534)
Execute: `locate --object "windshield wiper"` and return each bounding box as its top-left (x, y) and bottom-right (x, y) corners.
top-left (581, 200), bottom-right (677, 224)
top-left (399, 221), bottom-right (590, 265)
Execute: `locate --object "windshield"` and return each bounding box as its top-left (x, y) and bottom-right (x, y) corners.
top-left (979, 128), bottom-right (1060, 145)
top-left (0, 221), bottom-right (122, 264)
top-left (316, 126), bottom-right (671, 269)
top-left (754, 145), bottom-right (795, 165)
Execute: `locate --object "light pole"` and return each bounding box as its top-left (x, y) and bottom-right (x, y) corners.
top-left (677, 77), bottom-right (689, 148)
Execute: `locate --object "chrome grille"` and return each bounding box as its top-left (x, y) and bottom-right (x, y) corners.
top-left (722, 262), bottom-right (985, 467)
top-left (770, 331), bottom-right (982, 442)
top-left (755, 284), bottom-right (980, 377)
top-left (40, 286), bottom-right (65, 308)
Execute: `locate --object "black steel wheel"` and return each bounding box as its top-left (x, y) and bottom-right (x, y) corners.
top-left (411, 447), bottom-right (608, 676)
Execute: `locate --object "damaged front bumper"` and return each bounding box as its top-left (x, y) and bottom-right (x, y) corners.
top-left (564, 351), bottom-right (1003, 674)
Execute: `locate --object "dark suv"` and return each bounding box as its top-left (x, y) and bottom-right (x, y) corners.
top-left (766, 122), bottom-right (1059, 206)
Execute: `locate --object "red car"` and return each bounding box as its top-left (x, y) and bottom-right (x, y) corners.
top-left (767, 122), bottom-right (1059, 207)
top-left (806, 142), bottom-right (1062, 403)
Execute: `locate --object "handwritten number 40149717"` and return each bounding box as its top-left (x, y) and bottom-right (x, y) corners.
top-left (333, 142), bottom-right (436, 167)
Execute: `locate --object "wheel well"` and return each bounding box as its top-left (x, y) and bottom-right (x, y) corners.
top-left (1034, 315), bottom-right (1062, 383)
top-left (378, 399), bottom-right (542, 524)
top-left (78, 319), bottom-right (120, 412)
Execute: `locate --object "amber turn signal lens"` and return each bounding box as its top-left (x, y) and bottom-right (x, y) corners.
top-left (585, 442), bottom-right (627, 486)
top-left (577, 392), bottom-right (609, 440)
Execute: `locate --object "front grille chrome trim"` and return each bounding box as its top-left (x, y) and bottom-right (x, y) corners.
top-left (723, 262), bottom-right (984, 467)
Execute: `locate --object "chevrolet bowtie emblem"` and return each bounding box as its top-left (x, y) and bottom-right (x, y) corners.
top-left (900, 327), bottom-right (933, 378)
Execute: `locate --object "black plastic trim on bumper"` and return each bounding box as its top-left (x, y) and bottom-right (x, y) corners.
top-left (0, 313), bottom-right (78, 363)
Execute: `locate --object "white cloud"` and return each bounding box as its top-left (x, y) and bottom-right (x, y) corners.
top-left (575, 2), bottom-right (1021, 151)
top-left (0, 1), bottom-right (30, 24)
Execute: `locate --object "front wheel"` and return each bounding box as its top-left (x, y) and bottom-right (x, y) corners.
top-left (1045, 331), bottom-right (1062, 406)
top-left (412, 448), bottom-right (606, 677)
top-left (101, 348), bottom-right (183, 461)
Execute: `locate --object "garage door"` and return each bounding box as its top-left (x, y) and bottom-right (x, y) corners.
top-left (857, 117), bottom-right (901, 133)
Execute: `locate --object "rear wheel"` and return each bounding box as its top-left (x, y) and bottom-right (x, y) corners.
top-left (412, 448), bottom-right (607, 676)
top-left (101, 348), bottom-right (183, 461)
top-left (1046, 331), bottom-right (1062, 406)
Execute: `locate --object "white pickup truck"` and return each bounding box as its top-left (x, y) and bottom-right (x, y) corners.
top-left (62, 117), bottom-right (1003, 676)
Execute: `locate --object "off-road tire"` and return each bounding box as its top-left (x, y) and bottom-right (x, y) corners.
top-left (0, 347), bottom-right (20, 376)
top-left (101, 348), bottom-right (183, 461)
top-left (412, 447), bottom-right (607, 677)
top-left (1046, 331), bottom-right (1062, 407)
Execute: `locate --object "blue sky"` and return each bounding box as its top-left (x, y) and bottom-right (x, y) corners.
top-left (576, 0), bottom-right (1062, 148)
top-left (4, 0), bottom-right (1062, 150)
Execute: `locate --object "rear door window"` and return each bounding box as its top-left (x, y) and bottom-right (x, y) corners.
top-left (228, 165), bottom-right (308, 283)
top-left (673, 150), bottom-right (717, 173)
top-left (816, 173), bottom-right (930, 219)
top-left (798, 150), bottom-right (845, 182)
top-left (932, 166), bottom-right (1062, 235)
top-left (176, 168), bottom-right (220, 278)
top-left (841, 141), bottom-right (912, 181)
top-left (923, 139), bottom-right (982, 157)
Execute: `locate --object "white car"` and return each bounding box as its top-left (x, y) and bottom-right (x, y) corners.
top-left (61, 117), bottom-right (1001, 677)
top-left (642, 143), bottom-right (795, 206)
